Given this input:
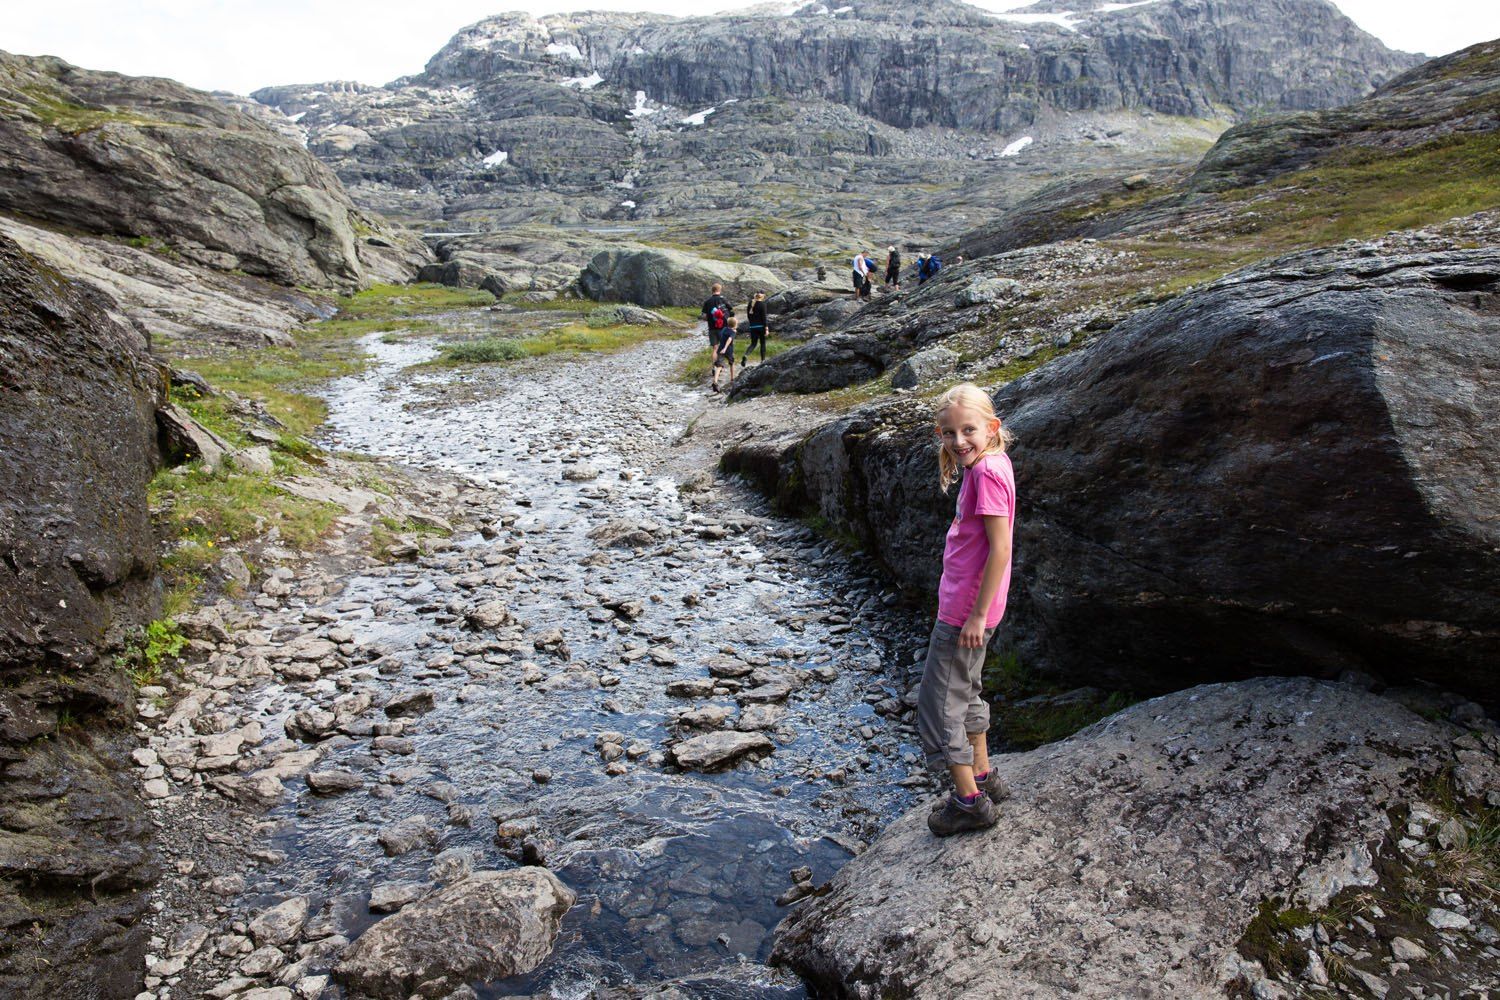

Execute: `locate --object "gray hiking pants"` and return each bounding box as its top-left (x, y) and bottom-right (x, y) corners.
top-left (916, 619), bottom-right (993, 770)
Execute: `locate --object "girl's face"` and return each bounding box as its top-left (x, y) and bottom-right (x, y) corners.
top-left (936, 404), bottom-right (999, 467)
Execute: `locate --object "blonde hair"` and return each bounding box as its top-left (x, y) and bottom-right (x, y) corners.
top-left (934, 383), bottom-right (1014, 493)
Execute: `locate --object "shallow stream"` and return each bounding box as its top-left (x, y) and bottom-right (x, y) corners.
top-left (240, 330), bottom-right (926, 997)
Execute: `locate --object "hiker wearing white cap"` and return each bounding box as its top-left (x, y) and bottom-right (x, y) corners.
top-left (885, 246), bottom-right (902, 288)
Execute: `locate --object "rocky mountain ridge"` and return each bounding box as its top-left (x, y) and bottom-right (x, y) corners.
top-left (253, 0), bottom-right (1418, 240)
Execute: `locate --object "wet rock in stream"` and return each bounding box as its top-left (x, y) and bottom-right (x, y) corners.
top-left (669, 731), bottom-right (776, 772)
top-left (333, 868), bottom-right (576, 997)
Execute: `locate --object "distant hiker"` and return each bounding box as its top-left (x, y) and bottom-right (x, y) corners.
top-left (919, 383), bottom-right (1016, 837)
top-left (701, 282), bottom-right (731, 358)
top-left (851, 250), bottom-right (870, 298)
top-left (954, 255), bottom-right (965, 266)
top-left (712, 315), bottom-right (738, 392)
top-left (884, 246), bottom-right (901, 288)
top-left (743, 290), bottom-right (768, 366)
top-left (916, 253), bottom-right (931, 285)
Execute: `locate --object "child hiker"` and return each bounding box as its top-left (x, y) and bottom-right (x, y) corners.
top-left (918, 383), bottom-right (1016, 836)
top-left (711, 315), bottom-right (738, 392)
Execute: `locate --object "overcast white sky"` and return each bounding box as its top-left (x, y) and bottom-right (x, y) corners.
top-left (3, 0), bottom-right (1497, 96)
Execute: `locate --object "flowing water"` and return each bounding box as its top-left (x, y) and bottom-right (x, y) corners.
top-left (239, 329), bottom-right (927, 997)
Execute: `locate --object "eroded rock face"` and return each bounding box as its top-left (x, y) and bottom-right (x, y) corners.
top-left (732, 235), bottom-right (1500, 704)
top-left (0, 232), bottom-right (161, 994)
top-left (332, 868), bottom-right (576, 998)
top-left (771, 678), bottom-right (1499, 999)
top-left (577, 246), bottom-right (785, 307)
top-left (0, 51), bottom-right (424, 291)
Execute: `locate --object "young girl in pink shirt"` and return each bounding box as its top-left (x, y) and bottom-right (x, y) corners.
top-left (919, 383), bottom-right (1017, 836)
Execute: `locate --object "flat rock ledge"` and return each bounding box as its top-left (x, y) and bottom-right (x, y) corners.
top-left (332, 868), bottom-right (575, 998)
top-left (771, 677), bottom-right (1498, 999)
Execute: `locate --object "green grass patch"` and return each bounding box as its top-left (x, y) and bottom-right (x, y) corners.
top-left (116, 618), bottom-right (188, 688)
top-left (497, 293), bottom-right (596, 312)
top-left (150, 464), bottom-right (340, 581)
top-left (1238, 898), bottom-right (1320, 979)
top-left (982, 648), bottom-right (1139, 750)
top-left (169, 283), bottom-right (496, 439)
top-left (370, 515), bottom-right (453, 561)
top-left (15, 84), bottom-right (178, 134)
top-left (657, 305), bottom-right (704, 323)
top-left (441, 337), bottom-right (527, 363)
top-left (1422, 767), bottom-right (1500, 902)
top-left (438, 320), bottom-right (673, 366)
top-left (331, 282), bottom-right (494, 322)
top-left (677, 336), bottom-right (792, 384)
top-left (1216, 130), bottom-right (1500, 252)
top-left (160, 579), bottom-right (200, 620)
top-left (980, 342), bottom-right (1069, 388)
top-left (173, 354), bottom-right (356, 441)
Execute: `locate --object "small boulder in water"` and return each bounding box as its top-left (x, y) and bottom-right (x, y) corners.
top-left (333, 869), bottom-right (575, 997)
top-left (669, 731), bottom-right (774, 772)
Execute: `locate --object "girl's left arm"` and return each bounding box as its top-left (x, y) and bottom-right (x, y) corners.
top-left (960, 515), bottom-right (1011, 649)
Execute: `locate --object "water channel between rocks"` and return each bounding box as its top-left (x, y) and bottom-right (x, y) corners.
top-left (250, 330), bottom-right (928, 997)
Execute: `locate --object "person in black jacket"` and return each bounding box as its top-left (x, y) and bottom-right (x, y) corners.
top-left (742, 290), bottom-right (769, 365)
top-left (700, 282), bottom-right (731, 359)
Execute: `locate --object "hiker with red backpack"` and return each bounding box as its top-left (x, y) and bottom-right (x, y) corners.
top-left (701, 282), bottom-right (733, 389)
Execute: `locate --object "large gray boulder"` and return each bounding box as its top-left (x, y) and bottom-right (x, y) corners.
top-left (0, 51), bottom-right (426, 291)
top-left (730, 332), bottom-right (889, 399)
top-left (995, 240), bottom-right (1500, 700)
top-left (730, 234), bottom-right (1500, 704)
top-left (772, 678), bottom-right (1500, 999)
top-left (0, 232), bottom-right (161, 996)
top-left (889, 345), bottom-right (959, 389)
top-left (333, 868), bottom-right (575, 997)
top-left (576, 246), bottom-right (786, 307)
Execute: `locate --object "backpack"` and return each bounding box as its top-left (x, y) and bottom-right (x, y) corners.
top-left (928, 255), bottom-right (943, 276)
top-left (709, 303), bottom-right (728, 331)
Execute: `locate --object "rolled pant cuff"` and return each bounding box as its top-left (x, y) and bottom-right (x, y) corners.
top-left (927, 748), bottom-right (975, 771)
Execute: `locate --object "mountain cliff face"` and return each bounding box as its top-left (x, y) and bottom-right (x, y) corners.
top-left (424, 0), bottom-right (1412, 129)
top-left (254, 0), bottom-right (1418, 239)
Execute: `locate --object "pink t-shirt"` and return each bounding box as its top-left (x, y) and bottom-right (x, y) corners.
top-left (936, 452), bottom-right (1017, 629)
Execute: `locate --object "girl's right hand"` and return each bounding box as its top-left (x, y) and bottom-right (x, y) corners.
top-left (959, 616), bottom-right (986, 649)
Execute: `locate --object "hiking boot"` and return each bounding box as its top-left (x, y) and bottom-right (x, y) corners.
top-left (926, 791), bottom-right (997, 837)
top-left (977, 771), bottom-right (1011, 805)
